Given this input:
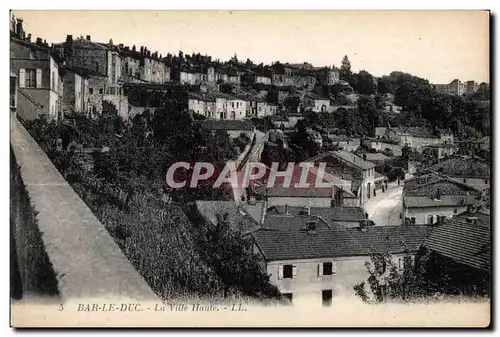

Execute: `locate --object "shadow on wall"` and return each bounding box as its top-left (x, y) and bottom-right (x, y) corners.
top-left (10, 147), bottom-right (60, 300)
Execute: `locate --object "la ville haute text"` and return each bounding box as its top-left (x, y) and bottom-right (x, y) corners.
top-left (76, 303), bottom-right (247, 312)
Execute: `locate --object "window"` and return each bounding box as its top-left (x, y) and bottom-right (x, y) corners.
top-left (89, 88), bottom-right (94, 94)
top-left (95, 61), bottom-right (99, 72)
top-left (282, 293), bottom-right (293, 304)
top-left (321, 262), bottom-right (336, 276)
top-left (463, 178), bottom-right (467, 183)
top-left (485, 179), bottom-right (489, 184)
top-left (454, 209), bottom-right (458, 214)
top-left (99, 88), bottom-right (103, 95)
top-left (29, 50), bottom-right (35, 59)
top-left (25, 69), bottom-right (37, 88)
top-left (322, 290), bottom-right (333, 307)
top-left (427, 215), bottom-right (434, 225)
top-left (409, 217), bottom-right (416, 225)
top-left (278, 264), bottom-right (296, 279)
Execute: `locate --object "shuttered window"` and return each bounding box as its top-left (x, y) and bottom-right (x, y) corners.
top-left (24, 68), bottom-right (37, 88)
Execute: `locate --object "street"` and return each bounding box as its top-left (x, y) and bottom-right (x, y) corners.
top-left (364, 183), bottom-right (403, 226)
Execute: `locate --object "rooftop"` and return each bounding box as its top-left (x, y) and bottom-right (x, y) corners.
top-left (262, 214), bottom-right (332, 232)
top-left (308, 151), bottom-right (376, 171)
top-left (404, 172), bottom-right (482, 198)
top-left (424, 156), bottom-right (490, 178)
top-left (424, 218), bottom-right (490, 271)
top-left (266, 205), bottom-right (366, 223)
top-left (253, 225), bottom-right (429, 261)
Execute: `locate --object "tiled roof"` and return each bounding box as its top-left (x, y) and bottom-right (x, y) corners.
top-left (424, 156), bottom-right (490, 178)
top-left (262, 214), bottom-right (332, 231)
top-left (195, 200), bottom-right (260, 234)
top-left (307, 151), bottom-right (376, 171)
top-left (424, 219), bottom-right (490, 271)
top-left (253, 225), bottom-right (429, 261)
top-left (266, 206), bottom-right (366, 222)
top-left (404, 173), bottom-right (482, 197)
top-left (254, 164), bottom-right (355, 198)
top-left (364, 153), bottom-right (392, 162)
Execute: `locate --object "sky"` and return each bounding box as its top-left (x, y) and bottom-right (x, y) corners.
top-left (12, 10), bottom-right (490, 83)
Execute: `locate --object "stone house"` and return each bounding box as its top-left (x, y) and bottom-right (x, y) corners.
top-left (307, 151), bottom-right (377, 206)
top-left (10, 28), bottom-right (65, 121)
top-left (422, 156), bottom-right (490, 192)
top-left (251, 221), bottom-right (428, 305)
top-left (402, 172), bottom-right (484, 225)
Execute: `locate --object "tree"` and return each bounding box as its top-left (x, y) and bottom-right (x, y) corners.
top-left (199, 213), bottom-right (281, 299)
top-left (356, 70), bottom-right (377, 95)
top-left (339, 55), bottom-right (352, 83)
top-left (353, 248), bottom-right (429, 303)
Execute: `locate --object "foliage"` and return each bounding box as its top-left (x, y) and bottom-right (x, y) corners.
top-left (22, 106), bottom-right (280, 301)
top-left (339, 55), bottom-right (352, 83)
top-left (196, 213), bottom-right (282, 299)
top-left (354, 70), bottom-right (377, 95)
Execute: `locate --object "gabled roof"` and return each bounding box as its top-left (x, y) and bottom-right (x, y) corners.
top-left (424, 219), bottom-right (490, 271)
top-left (404, 172), bottom-right (482, 198)
top-left (253, 225), bottom-right (429, 261)
top-left (262, 214), bottom-right (332, 231)
top-left (364, 152), bottom-right (392, 162)
top-left (253, 164), bottom-right (355, 198)
top-left (424, 156), bottom-right (490, 178)
top-left (266, 206), bottom-right (366, 223)
top-left (308, 151), bottom-right (376, 171)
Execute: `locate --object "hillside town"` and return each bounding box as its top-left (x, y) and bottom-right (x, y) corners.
top-left (10, 14), bottom-right (491, 308)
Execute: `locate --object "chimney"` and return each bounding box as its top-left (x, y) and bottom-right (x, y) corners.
top-left (86, 35), bottom-right (91, 41)
top-left (26, 33), bottom-right (31, 43)
top-left (36, 37), bottom-right (42, 45)
top-left (359, 219), bottom-right (369, 232)
top-left (306, 220), bottom-right (317, 233)
top-left (285, 204), bottom-right (289, 215)
top-left (16, 18), bottom-right (24, 39)
top-left (66, 34), bottom-right (73, 43)
top-left (435, 188), bottom-right (442, 201)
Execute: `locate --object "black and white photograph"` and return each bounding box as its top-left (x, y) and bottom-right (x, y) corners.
top-left (8, 9), bottom-right (491, 327)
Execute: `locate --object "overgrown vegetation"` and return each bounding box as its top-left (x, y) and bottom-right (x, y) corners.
top-left (22, 102), bottom-right (279, 302)
top-left (354, 247), bottom-right (490, 304)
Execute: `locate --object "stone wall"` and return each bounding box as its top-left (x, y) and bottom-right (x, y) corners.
top-left (10, 117), bottom-right (157, 301)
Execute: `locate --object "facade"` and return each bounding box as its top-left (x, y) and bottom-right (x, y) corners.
top-left (375, 126), bottom-right (454, 152)
top-left (252, 164), bottom-right (357, 209)
top-left (10, 72), bottom-right (19, 116)
top-left (465, 80), bottom-right (480, 95)
top-left (56, 35), bottom-right (128, 117)
top-left (303, 94), bottom-right (331, 113)
top-left (251, 223), bottom-right (428, 304)
top-left (10, 31), bottom-right (65, 121)
top-left (62, 67), bottom-right (90, 116)
top-left (188, 93), bottom-right (216, 118)
top-left (307, 151), bottom-right (377, 206)
top-left (422, 156), bottom-right (490, 192)
top-left (434, 79), bottom-right (466, 96)
top-left (424, 143), bottom-right (459, 159)
top-left (402, 173), bottom-right (484, 225)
